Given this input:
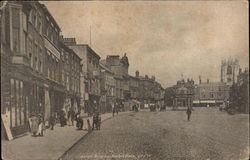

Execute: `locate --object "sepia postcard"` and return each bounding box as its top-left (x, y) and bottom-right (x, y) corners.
top-left (1, 1), bottom-right (249, 160)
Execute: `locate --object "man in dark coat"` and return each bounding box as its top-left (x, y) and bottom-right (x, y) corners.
top-left (59, 110), bottom-right (66, 127)
top-left (186, 107), bottom-right (192, 121)
top-left (92, 112), bottom-right (99, 130)
top-left (49, 114), bottom-right (56, 130)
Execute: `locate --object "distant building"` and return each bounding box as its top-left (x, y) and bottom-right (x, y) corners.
top-left (99, 62), bottom-right (115, 113)
top-left (221, 58), bottom-right (240, 86)
top-left (59, 41), bottom-right (81, 114)
top-left (63, 38), bottom-right (101, 114)
top-left (129, 72), bottom-right (140, 100)
top-left (153, 82), bottom-right (165, 108)
top-left (193, 78), bottom-right (230, 107)
top-left (104, 54), bottom-right (130, 110)
top-left (173, 79), bottom-right (195, 109)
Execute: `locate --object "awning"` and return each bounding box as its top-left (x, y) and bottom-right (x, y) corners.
top-left (193, 100), bottom-right (200, 104)
top-left (132, 100), bottom-right (141, 104)
top-left (216, 100), bottom-right (224, 103)
top-left (200, 100), bottom-right (216, 103)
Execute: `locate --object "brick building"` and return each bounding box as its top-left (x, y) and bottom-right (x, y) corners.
top-left (153, 82), bottom-right (165, 108)
top-left (0, 1), bottom-right (81, 138)
top-left (99, 62), bottom-right (115, 113)
top-left (63, 38), bottom-right (101, 114)
top-left (137, 73), bottom-right (157, 108)
top-left (129, 72), bottom-right (139, 100)
top-left (193, 78), bottom-right (230, 107)
top-left (59, 41), bottom-right (81, 114)
top-left (104, 54), bottom-right (130, 110)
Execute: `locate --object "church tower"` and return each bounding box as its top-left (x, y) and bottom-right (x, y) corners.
top-left (221, 58), bottom-right (240, 86)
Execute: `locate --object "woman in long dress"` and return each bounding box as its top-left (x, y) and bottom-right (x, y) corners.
top-left (37, 113), bottom-right (44, 136)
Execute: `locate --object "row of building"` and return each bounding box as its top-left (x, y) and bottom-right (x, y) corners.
top-left (0, 1), bottom-right (164, 138)
top-left (165, 58), bottom-right (248, 109)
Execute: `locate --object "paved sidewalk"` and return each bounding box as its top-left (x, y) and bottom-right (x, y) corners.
top-left (2, 112), bottom-right (130, 160)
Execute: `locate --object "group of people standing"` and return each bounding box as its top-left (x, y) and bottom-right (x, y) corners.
top-left (29, 113), bottom-right (45, 137)
top-left (29, 108), bottom-right (86, 137)
top-left (57, 108), bottom-right (84, 130)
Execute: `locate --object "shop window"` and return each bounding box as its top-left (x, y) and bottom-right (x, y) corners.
top-left (10, 79), bottom-right (25, 128)
top-left (10, 79), bottom-right (16, 127)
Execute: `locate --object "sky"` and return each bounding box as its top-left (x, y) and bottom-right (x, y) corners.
top-left (41, 1), bottom-right (249, 88)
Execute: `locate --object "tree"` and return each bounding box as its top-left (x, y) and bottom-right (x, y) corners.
top-left (228, 83), bottom-right (239, 113)
top-left (164, 87), bottom-right (175, 106)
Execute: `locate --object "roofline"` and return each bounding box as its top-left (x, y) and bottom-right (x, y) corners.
top-left (66, 44), bottom-right (101, 59)
top-left (39, 3), bottom-right (61, 32)
top-left (60, 41), bottom-right (81, 60)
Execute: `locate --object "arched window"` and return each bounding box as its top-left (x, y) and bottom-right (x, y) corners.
top-left (227, 66), bottom-right (232, 74)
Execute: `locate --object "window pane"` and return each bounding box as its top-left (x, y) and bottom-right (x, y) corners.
top-left (16, 80), bottom-right (20, 126)
top-left (20, 81), bottom-right (24, 125)
top-left (10, 79), bottom-right (16, 127)
top-left (13, 28), bottom-right (20, 52)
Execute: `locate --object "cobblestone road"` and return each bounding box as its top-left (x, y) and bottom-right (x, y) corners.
top-left (61, 108), bottom-right (249, 160)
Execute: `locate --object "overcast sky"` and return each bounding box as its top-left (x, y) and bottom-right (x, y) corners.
top-left (41, 1), bottom-right (248, 88)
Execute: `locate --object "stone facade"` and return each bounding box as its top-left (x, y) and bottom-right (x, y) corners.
top-left (173, 79), bottom-right (195, 109)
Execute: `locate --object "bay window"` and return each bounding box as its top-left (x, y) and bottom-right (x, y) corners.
top-left (11, 7), bottom-right (21, 53)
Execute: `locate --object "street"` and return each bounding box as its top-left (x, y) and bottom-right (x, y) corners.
top-left (61, 107), bottom-right (249, 160)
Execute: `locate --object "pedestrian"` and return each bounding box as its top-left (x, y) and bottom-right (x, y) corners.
top-left (87, 119), bottom-right (92, 132)
top-left (49, 113), bottom-right (56, 130)
top-left (186, 107), bottom-right (192, 121)
top-left (67, 109), bottom-right (72, 126)
top-left (71, 109), bottom-right (75, 126)
top-left (116, 103), bottom-right (119, 115)
top-left (92, 112), bottom-right (100, 130)
top-left (37, 113), bottom-right (44, 136)
top-left (29, 113), bottom-right (39, 137)
top-left (112, 103), bottom-right (115, 117)
top-left (76, 112), bottom-right (83, 130)
top-left (59, 109), bottom-right (66, 127)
